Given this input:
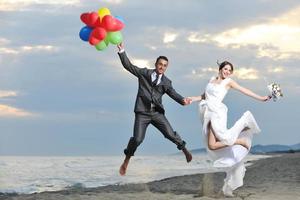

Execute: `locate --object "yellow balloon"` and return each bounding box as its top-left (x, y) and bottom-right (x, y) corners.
top-left (98, 7), bottom-right (111, 21)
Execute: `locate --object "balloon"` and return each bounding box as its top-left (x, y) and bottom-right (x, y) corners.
top-left (115, 15), bottom-right (125, 24)
top-left (79, 26), bottom-right (93, 41)
top-left (104, 36), bottom-right (110, 45)
top-left (95, 40), bottom-right (109, 51)
top-left (98, 7), bottom-right (111, 21)
top-left (80, 12), bottom-right (101, 27)
top-left (89, 27), bottom-right (107, 45)
top-left (79, 7), bottom-right (125, 51)
top-left (101, 15), bottom-right (124, 32)
top-left (107, 31), bottom-right (123, 45)
top-left (80, 13), bottom-right (89, 23)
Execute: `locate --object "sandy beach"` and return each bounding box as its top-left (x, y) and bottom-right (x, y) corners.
top-left (1, 153), bottom-right (299, 200)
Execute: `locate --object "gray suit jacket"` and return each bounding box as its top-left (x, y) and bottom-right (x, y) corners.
top-left (118, 51), bottom-right (184, 114)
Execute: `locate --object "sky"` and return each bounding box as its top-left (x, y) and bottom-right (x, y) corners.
top-left (0, 0), bottom-right (299, 156)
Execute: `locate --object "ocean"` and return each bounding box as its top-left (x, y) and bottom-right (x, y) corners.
top-left (0, 154), bottom-right (268, 194)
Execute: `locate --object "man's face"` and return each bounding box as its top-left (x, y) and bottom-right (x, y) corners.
top-left (155, 59), bottom-right (168, 74)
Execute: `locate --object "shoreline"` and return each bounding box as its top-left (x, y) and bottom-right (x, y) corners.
top-left (1, 153), bottom-right (299, 200)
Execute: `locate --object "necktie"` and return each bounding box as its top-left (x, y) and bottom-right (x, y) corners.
top-left (152, 73), bottom-right (159, 86)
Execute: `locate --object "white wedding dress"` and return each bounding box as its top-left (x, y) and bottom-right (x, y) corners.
top-left (198, 76), bottom-right (261, 196)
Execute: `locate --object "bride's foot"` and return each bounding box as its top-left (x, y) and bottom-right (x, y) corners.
top-left (222, 184), bottom-right (234, 197)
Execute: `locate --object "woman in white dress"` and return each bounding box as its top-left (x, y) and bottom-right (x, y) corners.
top-left (188, 61), bottom-right (270, 196)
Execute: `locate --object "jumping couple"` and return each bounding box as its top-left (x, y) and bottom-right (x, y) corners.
top-left (116, 43), bottom-right (270, 196)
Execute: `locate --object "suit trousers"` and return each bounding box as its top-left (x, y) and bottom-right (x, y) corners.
top-left (124, 111), bottom-right (186, 156)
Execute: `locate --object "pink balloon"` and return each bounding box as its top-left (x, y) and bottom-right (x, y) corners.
top-left (88, 27), bottom-right (107, 45)
top-left (101, 15), bottom-right (124, 32)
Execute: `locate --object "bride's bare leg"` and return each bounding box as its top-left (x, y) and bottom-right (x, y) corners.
top-left (235, 138), bottom-right (250, 150)
top-left (207, 122), bottom-right (250, 150)
top-left (207, 123), bottom-right (228, 150)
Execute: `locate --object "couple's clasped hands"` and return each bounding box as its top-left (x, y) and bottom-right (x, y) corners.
top-left (183, 97), bottom-right (194, 105)
top-left (183, 94), bottom-right (206, 105)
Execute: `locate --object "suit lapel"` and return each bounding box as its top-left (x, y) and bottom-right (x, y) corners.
top-left (147, 69), bottom-right (155, 83)
top-left (147, 70), bottom-right (167, 87)
top-left (157, 74), bottom-right (166, 86)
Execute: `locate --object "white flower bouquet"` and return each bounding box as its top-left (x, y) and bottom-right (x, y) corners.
top-left (267, 83), bottom-right (283, 101)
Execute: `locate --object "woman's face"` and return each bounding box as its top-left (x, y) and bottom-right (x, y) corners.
top-left (219, 64), bottom-right (233, 79)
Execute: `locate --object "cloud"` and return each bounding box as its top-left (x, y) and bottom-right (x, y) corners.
top-left (100, 0), bottom-right (124, 4)
top-left (0, 90), bottom-right (35, 118)
top-left (0, 0), bottom-right (124, 11)
top-left (0, 38), bottom-right (10, 45)
top-left (272, 5), bottom-right (300, 26)
top-left (0, 0), bottom-right (80, 11)
top-left (0, 47), bottom-right (18, 55)
top-left (214, 24), bottom-right (300, 58)
top-left (0, 104), bottom-right (34, 117)
top-left (187, 6), bottom-right (300, 60)
top-left (0, 45), bottom-right (58, 55)
top-left (114, 58), bottom-right (152, 75)
top-left (145, 44), bottom-right (158, 50)
top-left (163, 32), bottom-right (178, 44)
top-left (131, 58), bottom-right (151, 68)
top-left (192, 67), bottom-right (217, 76)
top-left (267, 66), bottom-right (284, 73)
top-left (233, 68), bottom-right (259, 80)
top-left (189, 66), bottom-right (259, 80)
top-left (186, 66), bottom-right (218, 80)
top-left (0, 90), bottom-right (18, 98)
top-left (21, 45), bottom-right (57, 52)
top-left (187, 32), bottom-right (212, 43)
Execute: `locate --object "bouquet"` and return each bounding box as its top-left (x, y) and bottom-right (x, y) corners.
top-left (267, 83), bottom-right (283, 101)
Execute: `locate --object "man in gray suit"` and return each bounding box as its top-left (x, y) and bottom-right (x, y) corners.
top-left (117, 43), bottom-right (192, 176)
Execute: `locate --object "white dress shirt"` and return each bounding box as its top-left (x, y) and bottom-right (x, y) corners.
top-left (151, 71), bottom-right (162, 85)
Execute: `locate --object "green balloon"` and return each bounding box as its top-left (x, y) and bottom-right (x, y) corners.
top-left (104, 36), bottom-right (110, 45)
top-left (95, 40), bottom-right (108, 51)
top-left (107, 31), bottom-right (123, 45)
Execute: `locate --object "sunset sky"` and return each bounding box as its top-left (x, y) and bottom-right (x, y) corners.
top-left (0, 0), bottom-right (299, 155)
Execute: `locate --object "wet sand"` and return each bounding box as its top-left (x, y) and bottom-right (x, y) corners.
top-left (1, 153), bottom-right (299, 200)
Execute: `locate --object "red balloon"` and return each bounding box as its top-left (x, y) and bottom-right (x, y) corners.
top-left (80, 13), bottom-right (89, 24)
top-left (101, 15), bottom-right (124, 32)
top-left (80, 12), bottom-right (101, 28)
top-left (89, 27), bottom-right (107, 45)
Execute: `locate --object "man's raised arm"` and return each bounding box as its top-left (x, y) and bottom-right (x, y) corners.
top-left (117, 43), bottom-right (141, 77)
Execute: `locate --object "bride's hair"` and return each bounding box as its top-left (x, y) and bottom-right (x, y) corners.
top-left (217, 60), bottom-right (234, 72)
